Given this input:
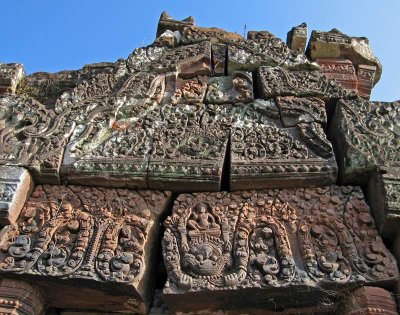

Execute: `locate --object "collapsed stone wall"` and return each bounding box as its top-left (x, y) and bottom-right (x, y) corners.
top-left (0, 11), bottom-right (399, 315)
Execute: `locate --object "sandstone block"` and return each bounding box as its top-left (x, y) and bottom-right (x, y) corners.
top-left (227, 38), bottom-right (314, 74)
top-left (162, 187), bottom-right (397, 313)
top-left (229, 99), bottom-right (337, 190)
top-left (306, 28), bottom-right (382, 85)
top-left (329, 99), bottom-right (400, 184)
top-left (257, 66), bottom-right (353, 101)
top-left (148, 104), bottom-right (228, 191)
top-left (340, 286), bottom-right (397, 315)
top-left (357, 64), bottom-right (377, 99)
top-left (0, 185), bottom-right (171, 314)
top-left (205, 71), bottom-right (253, 104)
top-left (0, 63), bottom-right (25, 94)
top-left (0, 278), bottom-right (46, 315)
top-left (0, 166), bottom-right (33, 226)
top-left (317, 58), bottom-right (358, 93)
top-left (286, 23), bottom-right (307, 51)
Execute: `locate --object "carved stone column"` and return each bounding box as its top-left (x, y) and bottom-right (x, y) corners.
top-left (0, 278), bottom-right (46, 315)
top-left (340, 286), bottom-right (397, 315)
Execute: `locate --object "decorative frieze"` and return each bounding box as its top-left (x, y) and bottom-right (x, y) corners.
top-left (0, 185), bottom-right (171, 313)
top-left (162, 187), bottom-right (397, 313)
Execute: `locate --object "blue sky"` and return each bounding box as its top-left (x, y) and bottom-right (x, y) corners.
top-left (1, 0), bottom-right (399, 101)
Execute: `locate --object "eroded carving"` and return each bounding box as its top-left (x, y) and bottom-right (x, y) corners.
top-left (163, 187), bottom-right (397, 311)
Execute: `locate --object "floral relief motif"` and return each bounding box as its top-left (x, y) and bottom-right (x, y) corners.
top-left (163, 187), bottom-right (397, 294)
top-left (0, 185), bottom-right (170, 284)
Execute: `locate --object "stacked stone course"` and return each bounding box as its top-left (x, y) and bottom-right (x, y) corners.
top-left (0, 11), bottom-right (399, 315)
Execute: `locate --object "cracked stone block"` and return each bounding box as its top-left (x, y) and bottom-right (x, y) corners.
top-left (0, 185), bottom-right (171, 314)
top-left (328, 99), bottom-right (400, 185)
top-left (162, 187), bottom-right (397, 314)
top-left (148, 104), bottom-right (229, 191)
top-left (286, 23), bottom-right (307, 51)
top-left (0, 63), bottom-right (25, 94)
top-left (205, 71), bottom-right (253, 105)
top-left (317, 59), bottom-right (358, 93)
top-left (0, 166), bottom-right (33, 226)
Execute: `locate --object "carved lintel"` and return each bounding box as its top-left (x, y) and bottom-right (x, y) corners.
top-left (162, 187), bottom-right (397, 313)
top-left (0, 185), bottom-right (171, 314)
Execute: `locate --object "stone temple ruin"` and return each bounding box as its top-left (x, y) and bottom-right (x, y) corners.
top-left (0, 11), bottom-right (399, 314)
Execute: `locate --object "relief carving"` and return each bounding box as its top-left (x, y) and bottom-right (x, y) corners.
top-left (0, 185), bottom-right (171, 313)
top-left (163, 187), bottom-right (397, 312)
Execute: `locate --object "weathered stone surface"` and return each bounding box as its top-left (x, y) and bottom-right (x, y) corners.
top-left (340, 286), bottom-right (397, 315)
top-left (0, 278), bottom-right (46, 315)
top-left (247, 30), bottom-right (275, 40)
top-left (163, 74), bottom-right (208, 105)
top-left (180, 25), bottom-right (243, 45)
top-left (286, 23), bottom-right (307, 51)
top-left (357, 64), bottom-right (377, 99)
top-left (306, 28), bottom-right (382, 85)
top-left (317, 59), bottom-right (358, 93)
top-left (17, 70), bottom-right (80, 107)
top-left (227, 38), bottom-right (316, 74)
top-left (162, 187), bottom-right (397, 313)
top-left (0, 185), bottom-right (171, 314)
top-left (329, 99), bottom-right (400, 184)
top-left (368, 167), bottom-right (400, 238)
top-left (211, 44), bottom-right (226, 75)
top-left (0, 95), bottom-right (74, 184)
top-left (155, 30), bottom-right (181, 48)
top-left (205, 71), bottom-right (253, 104)
top-left (148, 104), bottom-right (228, 191)
top-left (0, 166), bottom-right (33, 226)
top-left (156, 11), bottom-right (194, 38)
top-left (0, 63), bottom-right (25, 94)
top-left (275, 96), bottom-right (327, 128)
top-left (228, 99), bottom-right (336, 190)
top-left (257, 66), bottom-right (353, 101)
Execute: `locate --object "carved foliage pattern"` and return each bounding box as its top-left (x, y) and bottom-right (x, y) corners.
top-left (0, 185), bottom-right (169, 284)
top-left (163, 187), bottom-right (397, 293)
